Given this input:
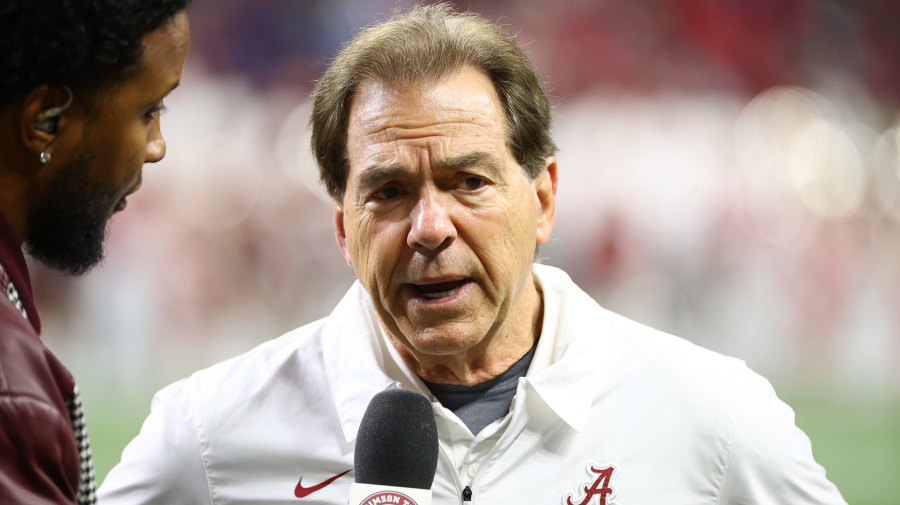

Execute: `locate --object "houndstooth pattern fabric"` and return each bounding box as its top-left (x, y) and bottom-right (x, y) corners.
top-left (4, 278), bottom-right (28, 320)
top-left (67, 385), bottom-right (98, 505)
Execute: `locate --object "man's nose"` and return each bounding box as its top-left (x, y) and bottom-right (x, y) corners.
top-left (145, 120), bottom-right (166, 163)
top-left (407, 191), bottom-right (456, 251)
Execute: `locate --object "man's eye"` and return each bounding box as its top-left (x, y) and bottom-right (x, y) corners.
top-left (145, 102), bottom-right (167, 121)
top-left (373, 186), bottom-right (400, 200)
top-left (461, 176), bottom-right (486, 190)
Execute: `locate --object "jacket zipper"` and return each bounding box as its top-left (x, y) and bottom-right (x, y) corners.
top-left (463, 380), bottom-right (530, 505)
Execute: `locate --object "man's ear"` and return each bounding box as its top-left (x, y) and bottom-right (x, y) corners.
top-left (20, 85), bottom-right (73, 164)
top-left (535, 156), bottom-right (558, 245)
top-left (333, 198), bottom-right (353, 267)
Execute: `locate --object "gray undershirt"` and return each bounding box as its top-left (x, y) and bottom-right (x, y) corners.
top-left (422, 342), bottom-right (537, 436)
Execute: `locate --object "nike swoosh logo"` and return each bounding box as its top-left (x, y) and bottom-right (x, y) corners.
top-left (294, 469), bottom-right (351, 498)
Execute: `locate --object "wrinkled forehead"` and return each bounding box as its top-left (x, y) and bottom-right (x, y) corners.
top-left (347, 67), bottom-right (506, 142)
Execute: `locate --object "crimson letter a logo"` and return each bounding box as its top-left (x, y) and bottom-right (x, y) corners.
top-left (563, 463), bottom-right (617, 505)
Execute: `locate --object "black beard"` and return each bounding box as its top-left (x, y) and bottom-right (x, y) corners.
top-left (24, 147), bottom-right (117, 276)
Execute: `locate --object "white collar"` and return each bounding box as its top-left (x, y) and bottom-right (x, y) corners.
top-left (523, 264), bottom-right (611, 433)
top-left (321, 283), bottom-right (396, 445)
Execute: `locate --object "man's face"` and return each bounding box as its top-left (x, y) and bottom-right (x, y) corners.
top-left (336, 66), bottom-right (557, 364)
top-left (25, 12), bottom-right (190, 275)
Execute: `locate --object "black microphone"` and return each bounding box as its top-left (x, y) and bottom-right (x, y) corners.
top-left (349, 389), bottom-right (439, 505)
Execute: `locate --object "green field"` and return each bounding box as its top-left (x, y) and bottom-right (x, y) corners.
top-left (81, 380), bottom-right (899, 504)
top-left (781, 390), bottom-right (900, 505)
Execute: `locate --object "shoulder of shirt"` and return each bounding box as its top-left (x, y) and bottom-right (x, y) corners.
top-left (152, 316), bottom-right (331, 408)
top-left (604, 305), bottom-right (762, 399)
top-left (535, 263), bottom-right (765, 406)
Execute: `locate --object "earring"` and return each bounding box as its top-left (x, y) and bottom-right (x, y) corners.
top-left (40, 152), bottom-right (52, 164)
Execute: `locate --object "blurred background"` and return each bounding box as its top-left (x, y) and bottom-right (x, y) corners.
top-left (32, 0), bottom-right (900, 503)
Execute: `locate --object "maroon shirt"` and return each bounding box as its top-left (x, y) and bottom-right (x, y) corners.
top-left (0, 213), bottom-right (80, 504)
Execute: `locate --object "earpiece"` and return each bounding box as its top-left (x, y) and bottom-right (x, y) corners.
top-left (34, 86), bottom-right (73, 134)
top-left (34, 114), bottom-right (61, 134)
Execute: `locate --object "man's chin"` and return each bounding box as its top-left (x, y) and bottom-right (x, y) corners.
top-left (24, 218), bottom-right (109, 276)
top-left (398, 323), bottom-right (487, 357)
top-left (26, 240), bottom-right (107, 276)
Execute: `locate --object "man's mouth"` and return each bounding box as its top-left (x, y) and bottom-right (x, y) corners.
top-left (413, 279), bottom-right (469, 300)
top-left (114, 178), bottom-right (143, 213)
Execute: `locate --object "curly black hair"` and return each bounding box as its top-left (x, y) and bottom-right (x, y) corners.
top-left (0, 0), bottom-right (192, 109)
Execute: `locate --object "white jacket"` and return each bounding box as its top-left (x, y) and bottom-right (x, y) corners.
top-left (99, 265), bottom-right (845, 504)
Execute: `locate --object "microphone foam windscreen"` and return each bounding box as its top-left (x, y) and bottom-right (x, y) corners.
top-left (354, 389), bottom-right (439, 489)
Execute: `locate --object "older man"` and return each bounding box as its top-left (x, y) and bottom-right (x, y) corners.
top-left (0, 1), bottom-right (190, 503)
top-left (100, 4), bottom-right (845, 504)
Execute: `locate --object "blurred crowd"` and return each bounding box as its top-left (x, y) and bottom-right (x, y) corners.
top-left (36, 0), bottom-right (900, 393)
